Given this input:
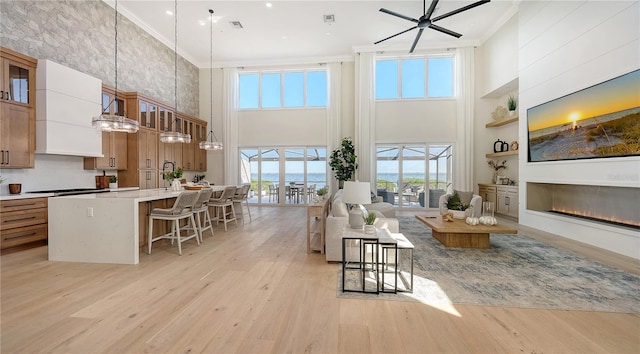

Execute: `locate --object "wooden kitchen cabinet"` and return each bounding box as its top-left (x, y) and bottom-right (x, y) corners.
top-left (84, 131), bottom-right (128, 170)
top-left (194, 122), bottom-right (207, 172)
top-left (138, 169), bottom-right (158, 190)
top-left (0, 197), bottom-right (48, 251)
top-left (497, 186), bottom-right (519, 218)
top-left (181, 116), bottom-right (195, 171)
top-left (137, 129), bottom-right (158, 170)
top-left (478, 184), bottom-right (518, 220)
top-left (0, 47), bottom-right (36, 169)
top-left (478, 184), bottom-right (497, 206)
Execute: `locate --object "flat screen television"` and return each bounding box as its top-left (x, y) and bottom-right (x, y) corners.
top-left (527, 69), bottom-right (640, 162)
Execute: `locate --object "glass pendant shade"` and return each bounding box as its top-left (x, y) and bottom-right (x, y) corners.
top-left (199, 140), bottom-right (223, 150)
top-left (160, 131), bottom-right (191, 143)
top-left (92, 114), bottom-right (139, 133)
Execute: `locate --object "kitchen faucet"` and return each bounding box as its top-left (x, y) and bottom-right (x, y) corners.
top-left (162, 161), bottom-right (175, 190)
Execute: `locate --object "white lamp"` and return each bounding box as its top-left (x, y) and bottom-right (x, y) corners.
top-left (342, 181), bottom-right (372, 229)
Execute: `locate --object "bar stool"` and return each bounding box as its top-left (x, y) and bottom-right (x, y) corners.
top-left (209, 186), bottom-right (238, 231)
top-left (233, 184), bottom-right (252, 224)
top-left (148, 191), bottom-right (200, 255)
top-left (191, 188), bottom-right (214, 242)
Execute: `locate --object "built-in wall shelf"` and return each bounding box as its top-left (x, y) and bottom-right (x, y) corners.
top-left (486, 150), bottom-right (518, 158)
top-left (486, 114), bottom-right (519, 128)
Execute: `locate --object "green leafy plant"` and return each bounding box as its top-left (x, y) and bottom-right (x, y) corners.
top-left (363, 211), bottom-right (377, 225)
top-left (108, 175), bottom-right (118, 183)
top-left (329, 137), bottom-right (357, 187)
top-left (507, 95), bottom-right (517, 111)
top-left (445, 192), bottom-right (469, 211)
top-left (316, 186), bottom-right (329, 196)
top-left (164, 167), bottom-right (184, 181)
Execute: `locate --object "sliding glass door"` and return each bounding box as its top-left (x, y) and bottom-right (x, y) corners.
top-left (376, 143), bottom-right (453, 209)
top-left (239, 147), bottom-right (327, 205)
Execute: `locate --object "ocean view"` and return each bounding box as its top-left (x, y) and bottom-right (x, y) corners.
top-left (250, 173), bottom-right (448, 184)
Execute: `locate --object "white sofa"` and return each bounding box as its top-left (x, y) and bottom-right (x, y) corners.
top-left (325, 189), bottom-right (399, 262)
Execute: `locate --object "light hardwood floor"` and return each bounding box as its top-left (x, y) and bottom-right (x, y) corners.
top-left (1, 207), bottom-right (638, 353)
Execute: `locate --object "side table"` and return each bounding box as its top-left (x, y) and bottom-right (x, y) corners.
top-left (341, 227), bottom-right (398, 294)
top-left (306, 198), bottom-right (330, 253)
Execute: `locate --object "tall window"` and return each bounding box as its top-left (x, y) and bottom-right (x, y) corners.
top-left (239, 70), bottom-right (327, 109)
top-left (375, 56), bottom-right (454, 100)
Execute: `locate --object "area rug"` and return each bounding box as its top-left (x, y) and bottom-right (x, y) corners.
top-left (337, 216), bottom-right (640, 313)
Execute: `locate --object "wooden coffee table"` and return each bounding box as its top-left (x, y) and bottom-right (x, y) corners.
top-left (415, 215), bottom-right (517, 249)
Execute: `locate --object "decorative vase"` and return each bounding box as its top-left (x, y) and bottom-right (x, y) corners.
top-left (364, 224), bottom-right (376, 234)
top-left (171, 179), bottom-right (182, 191)
top-left (451, 210), bottom-right (466, 219)
top-left (109, 182), bottom-right (117, 189)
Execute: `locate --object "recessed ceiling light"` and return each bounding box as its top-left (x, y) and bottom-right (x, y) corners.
top-left (198, 20), bottom-right (205, 26)
top-left (166, 10), bottom-right (173, 16)
top-left (266, 3), bottom-right (272, 8)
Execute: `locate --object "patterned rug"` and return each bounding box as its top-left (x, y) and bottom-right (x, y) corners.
top-left (337, 216), bottom-right (640, 313)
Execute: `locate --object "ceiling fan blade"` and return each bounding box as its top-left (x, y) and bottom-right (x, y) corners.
top-left (432, 0), bottom-right (490, 22)
top-left (428, 24), bottom-right (462, 38)
top-left (375, 26), bottom-right (418, 45)
top-left (425, 0), bottom-right (440, 19)
top-left (409, 28), bottom-right (425, 53)
top-left (379, 8), bottom-right (419, 23)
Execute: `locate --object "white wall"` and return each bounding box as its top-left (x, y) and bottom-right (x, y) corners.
top-left (518, 0), bottom-right (640, 259)
top-left (0, 154), bottom-right (109, 195)
top-left (474, 14), bottom-right (520, 190)
top-left (376, 99), bottom-right (458, 143)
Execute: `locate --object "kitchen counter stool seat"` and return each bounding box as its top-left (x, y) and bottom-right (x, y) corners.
top-left (233, 184), bottom-right (252, 224)
top-left (191, 188), bottom-right (214, 242)
top-left (148, 191), bottom-right (200, 255)
top-left (209, 186), bottom-right (238, 231)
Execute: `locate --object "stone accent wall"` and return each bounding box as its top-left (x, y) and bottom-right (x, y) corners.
top-left (0, 0), bottom-right (199, 116)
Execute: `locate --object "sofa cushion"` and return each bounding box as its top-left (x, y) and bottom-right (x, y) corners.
top-left (454, 189), bottom-right (474, 206)
top-left (332, 198), bottom-right (348, 217)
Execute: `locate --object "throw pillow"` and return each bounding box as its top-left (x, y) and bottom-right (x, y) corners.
top-left (454, 189), bottom-right (473, 206)
top-left (332, 199), bottom-right (348, 217)
top-left (370, 191), bottom-right (379, 203)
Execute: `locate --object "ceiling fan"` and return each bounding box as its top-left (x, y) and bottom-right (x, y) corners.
top-left (375, 0), bottom-right (491, 53)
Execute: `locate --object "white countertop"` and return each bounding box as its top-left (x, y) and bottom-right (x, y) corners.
top-left (55, 186), bottom-right (226, 202)
top-left (0, 193), bottom-right (54, 201)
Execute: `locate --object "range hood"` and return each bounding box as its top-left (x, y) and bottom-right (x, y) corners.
top-left (36, 59), bottom-right (103, 157)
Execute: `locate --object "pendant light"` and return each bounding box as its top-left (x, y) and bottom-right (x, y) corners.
top-left (199, 9), bottom-right (223, 151)
top-left (160, 0), bottom-right (191, 144)
top-left (92, 0), bottom-right (139, 133)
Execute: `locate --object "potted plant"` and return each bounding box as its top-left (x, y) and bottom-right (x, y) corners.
top-left (108, 175), bottom-right (118, 189)
top-left (507, 95), bottom-right (517, 114)
top-left (164, 167), bottom-right (184, 191)
top-left (363, 211), bottom-right (377, 234)
top-left (445, 192), bottom-right (469, 219)
top-left (316, 186), bottom-right (329, 200)
top-left (329, 137), bottom-right (358, 189)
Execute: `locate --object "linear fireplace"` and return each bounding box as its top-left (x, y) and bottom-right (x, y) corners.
top-left (527, 182), bottom-right (640, 230)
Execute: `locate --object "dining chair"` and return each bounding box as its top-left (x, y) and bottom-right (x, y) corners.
top-left (268, 184), bottom-right (278, 202)
top-left (209, 186), bottom-right (238, 231)
top-left (148, 191), bottom-right (200, 255)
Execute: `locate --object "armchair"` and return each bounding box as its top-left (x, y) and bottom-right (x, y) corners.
top-left (439, 190), bottom-right (482, 215)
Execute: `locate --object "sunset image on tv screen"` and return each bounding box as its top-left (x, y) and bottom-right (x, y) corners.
top-left (527, 69), bottom-right (640, 162)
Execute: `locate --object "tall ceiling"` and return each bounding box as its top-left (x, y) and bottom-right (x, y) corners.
top-left (109, 0), bottom-right (517, 68)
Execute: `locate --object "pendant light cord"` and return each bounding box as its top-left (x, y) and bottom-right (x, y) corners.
top-left (209, 9), bottom-right (216, 142)
top-left (174, 0), bottom-right (178, 120)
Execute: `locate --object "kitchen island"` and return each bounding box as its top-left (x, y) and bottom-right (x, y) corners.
top-left (48, 187), bottom-right (225, 265)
